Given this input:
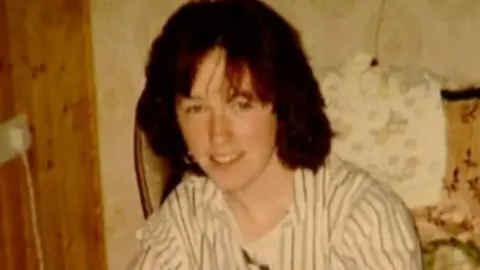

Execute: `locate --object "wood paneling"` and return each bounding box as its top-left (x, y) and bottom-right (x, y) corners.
top-left (0, 0), bottom-right (107, 269)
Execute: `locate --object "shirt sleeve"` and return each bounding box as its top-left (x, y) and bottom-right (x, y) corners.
top-left (337, 182), bottom-right (423, 270)
top-left (127, 211), bottom-right (187, 270)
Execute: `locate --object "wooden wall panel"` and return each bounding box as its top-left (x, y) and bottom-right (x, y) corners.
top-left (0, 0), bottom-right (107, 269)
top-left (0, 1), bottom-right (39, 269)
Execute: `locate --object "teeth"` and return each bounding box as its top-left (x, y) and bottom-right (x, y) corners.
top-left (211, 154), bottom-right (239, 164)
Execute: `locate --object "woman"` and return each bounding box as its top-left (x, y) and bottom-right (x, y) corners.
top-left (130, 0), bottom-right (422, 269)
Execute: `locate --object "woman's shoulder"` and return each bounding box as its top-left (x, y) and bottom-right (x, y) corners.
top-left (135, 191), bottom-right (186, 251)
top-left (132, 176), bottom-right (210, 269)
top-left (315, 153), bottom-right (415, 244)
top-left (322, 153), bottom-right (403, 201)
top-left (319, 155), bottom-right (421, 268)
top-left (132, 198), bottom-right (189, 269)
top-left (137, 172), bottom-right (217, 241)
top-left (319, 152), bottom-right (412, 222)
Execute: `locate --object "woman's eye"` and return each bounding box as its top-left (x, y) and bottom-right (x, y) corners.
top-left (232, 99), bottom-right (252, 111)
top-left (185, 104), bottom-right (204, 114)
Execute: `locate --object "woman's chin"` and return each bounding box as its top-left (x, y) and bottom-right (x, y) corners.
top-left (209, 175), bottom-right (251, 194)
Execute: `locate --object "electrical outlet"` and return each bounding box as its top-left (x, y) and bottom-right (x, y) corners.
top-left (9, 127), bottom-right (27, 150)
top-left (0, 114), bottom-right (31, 165)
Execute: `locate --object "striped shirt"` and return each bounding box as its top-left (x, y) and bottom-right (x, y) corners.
top-left (128, 154), bottom-right (422, 269)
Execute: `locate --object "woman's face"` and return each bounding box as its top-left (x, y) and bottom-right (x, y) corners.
top-left (176, 49), bottom-right (279, 193)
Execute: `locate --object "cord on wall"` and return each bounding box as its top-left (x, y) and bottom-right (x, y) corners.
top-left (18, 147), bottom-right (45, 270)
top-left (0, 115), bottom-right (45, 270)
top-left (373, 0), bottom-right (387, 61)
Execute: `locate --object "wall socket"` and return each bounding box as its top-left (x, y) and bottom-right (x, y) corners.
top-left (0, 114), bottom-right (31, 165)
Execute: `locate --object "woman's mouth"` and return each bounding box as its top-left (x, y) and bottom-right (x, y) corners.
top-left (210, 153), bottom-right (243, 165)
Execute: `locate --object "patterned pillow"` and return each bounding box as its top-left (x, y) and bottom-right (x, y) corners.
top-left (320, 52), bottom-right (446, 208)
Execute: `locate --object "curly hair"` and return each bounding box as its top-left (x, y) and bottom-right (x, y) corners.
top-left (136, 0), bottom-right (333, 200)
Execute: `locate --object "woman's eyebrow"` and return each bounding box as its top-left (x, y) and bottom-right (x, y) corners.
top-left (227, 88), bottom-right (255, 100)
top-left (177, 95), bottom-right (204, 102)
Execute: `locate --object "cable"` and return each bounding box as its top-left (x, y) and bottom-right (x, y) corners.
top-left (9, 127), bottom-right (45, 270)
top-left (373, 0), bottom-right (387, 60)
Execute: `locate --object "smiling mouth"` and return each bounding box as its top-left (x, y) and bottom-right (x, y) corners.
top-left (210, 153), bottom-right (243, 165)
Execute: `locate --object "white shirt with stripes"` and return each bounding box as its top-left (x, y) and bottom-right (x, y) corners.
top-left (128, 154), bottom-right (423, 270)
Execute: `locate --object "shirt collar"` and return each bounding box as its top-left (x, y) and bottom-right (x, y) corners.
top-left (196, 168), bottom-right (312, 226)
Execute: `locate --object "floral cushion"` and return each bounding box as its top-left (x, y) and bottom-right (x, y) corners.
top-left (320, 52), bottom-right (446, 208)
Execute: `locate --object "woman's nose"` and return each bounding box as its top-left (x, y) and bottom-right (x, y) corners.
top-left (209, 110), bottom-right (231, 145)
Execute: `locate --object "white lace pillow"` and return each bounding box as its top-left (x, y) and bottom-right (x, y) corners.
top-left (320, 53), bottom-right (446, 208)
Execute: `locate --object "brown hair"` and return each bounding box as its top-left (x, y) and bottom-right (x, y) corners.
top-left (136, 0), bottom-right (333, 200)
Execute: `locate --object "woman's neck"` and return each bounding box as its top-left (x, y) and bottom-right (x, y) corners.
top-left (222, 154), bottom-right (295, 239)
